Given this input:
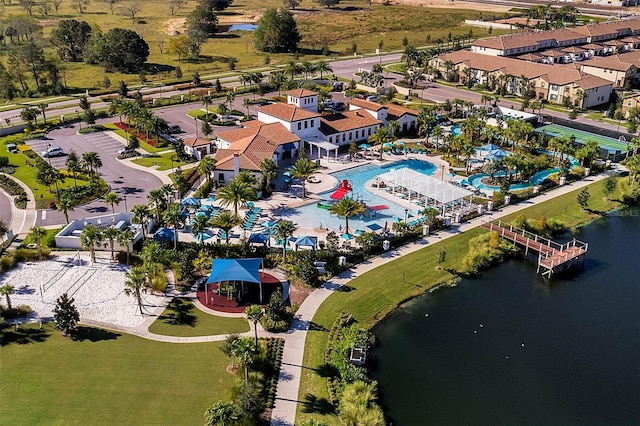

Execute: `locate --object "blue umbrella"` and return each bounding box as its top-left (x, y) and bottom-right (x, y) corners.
top-left (341, 233), bottom-right (353, 240)
top-left (397, 141), bottom-right (406, 146)
top-left (283, 171), bottom-right (293, 177)
top-left (367, 223), bottom-right (382, 231)
top-left (383, 142), bottom-right (394, 148)
top-left (489, 148), bottom-right (508, 158)
top-left (354, 230), bottom-right (363, 235)
top-left (194, 233), bottom-right (211, 243)
top-left (262, 220), bottom-right (276, 228)
top-left (358, 143), bottom-right (371, 149)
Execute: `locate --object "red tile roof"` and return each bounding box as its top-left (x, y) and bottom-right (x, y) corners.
top-left (258, 103), bottom-right (320, 122)
top-left (286, 88), bottom-right (318, 98)
top-left (319, 111), bottom-right (381, 135)
top-left (349, 98), bottom-right (385, 111)
top-left (183, 137), bottom-right (211, 148)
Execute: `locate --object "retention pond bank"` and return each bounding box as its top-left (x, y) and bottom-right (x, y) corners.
top-left (371, 210), bottom-right (640, 425)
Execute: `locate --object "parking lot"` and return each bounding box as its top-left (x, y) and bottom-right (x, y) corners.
top-left (26, 121), bottom-right (165, 226)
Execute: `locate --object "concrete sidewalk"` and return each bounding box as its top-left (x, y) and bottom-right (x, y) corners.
top-left (270, 172), bottom-right (609, 426)
top-left (2, 174), bottom-right (38, 246)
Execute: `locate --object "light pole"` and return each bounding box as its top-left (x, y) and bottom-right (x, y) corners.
top-left (195, 116), bottom-right (199, 139)
top-left (404, 208), bottom-right (408, 224)
top-left (441, 164), bottom-right (445, 181)
top-left (123, 195), bottom-right (128, 213)
top-left (76, 109), bottom-right (81, 130)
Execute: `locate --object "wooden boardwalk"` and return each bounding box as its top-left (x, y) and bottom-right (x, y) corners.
top-left (480, 220), bottom-right (588, 277)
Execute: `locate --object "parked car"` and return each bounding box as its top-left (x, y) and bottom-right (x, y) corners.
top-left (366, 95), bottom-right (380, 102)
top-left (167, 124), bottom-right (181, 134)
top-left (333, 102), bottom-right (346, 111)
top-left (118, 147), bottom-right (135, 155)
top-left (42, 146), bottom-right (65, 157)
top-left (324, 100), bottom-right (334, 107)
top-left (6, 143), bottom-right (18, 154)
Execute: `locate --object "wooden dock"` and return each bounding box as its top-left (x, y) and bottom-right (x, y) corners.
top-left (480, 219), bottom-right (588, 277)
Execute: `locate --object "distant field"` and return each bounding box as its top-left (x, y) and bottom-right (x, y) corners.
top-left (0, 0), bottom-right (500, 92)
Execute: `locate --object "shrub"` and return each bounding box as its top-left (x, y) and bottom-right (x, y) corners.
top-left (1, 304), bottom-right (32, 319)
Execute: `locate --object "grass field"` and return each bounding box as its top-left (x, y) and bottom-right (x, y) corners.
top-left (537, 124), bottom-right (630, 153)
top-left (0, 0), bottom-right (500, 93)
top-left (148, 297), bottom-right (250, 336)
top-left (295, 177), bottom-right (624, 425)
top-left (0, 323), bottom-right (235, 425)
top-left (131, 151), bottom-right (188, 171)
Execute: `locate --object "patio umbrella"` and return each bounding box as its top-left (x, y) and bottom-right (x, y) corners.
top-left (194, 233), bottom-right (211, 243)
top-left (196, 211), bottom-right (207, 218)
top-left (262, 220), bottom-right (276, 228)
top-left (489, 148), bottom-right (508, 158)
top-left (354, 230), bottom-right (363, 236)
top-left (383, 142), bottom-right (394, 148)
top-left (283, 171), bottom-right (292, 177)
top-left (341, 233), bottom-right (353, 240)
top-left (397, 141), bottom-right (406, 146)
top-left (180, 197), bottom-right (200, 207)
top-left (366, 223), bottom-right (382, 231)
top-left (358, 143), bottom-right (371, 149)
top-left (479, 143), bottom-right (501, 151)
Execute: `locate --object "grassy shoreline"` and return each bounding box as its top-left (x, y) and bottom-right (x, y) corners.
top-left (296, 177), bottom-right (627, 425)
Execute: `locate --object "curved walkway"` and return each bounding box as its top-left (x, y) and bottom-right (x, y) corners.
top-left (269, 172), bottom-right (609, 426)
top-left (2, 173), bottom-right (37, 242)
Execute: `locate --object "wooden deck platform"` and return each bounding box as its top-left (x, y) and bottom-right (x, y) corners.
top-left (480, 220), bottom-right (588, 277)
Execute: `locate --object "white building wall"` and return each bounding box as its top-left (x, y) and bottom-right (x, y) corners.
top-left (471, 46), bottom-right (504, 56)
top-left (257, 112), bottom-right (294, 132)
top-left (290, 118), bottom-right (322, 140)
top-left (287, 95), bottom-right (318, 112)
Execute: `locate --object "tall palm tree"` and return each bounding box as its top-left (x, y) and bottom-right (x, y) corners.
top-left (232, 337), bottom-right (256, 383)
top-left (160, 183), bottom-right (174, 213)
top-left (244, 305), bottom-right (263, 345)
top-left (369, 126), bottom-right (391, 160)
top-left (243, 97), bottom-right (251, 118)
top-left (0, 284), bottom-right (15, 310)
top-left (315, 60), bottom-right (333, 79)
top-left (259, 158), bottom-right (278, 191)
top-left (131, 204), bottom-right (150, 239)
top-left (191, 214), bottom-right (211, 246)
top-left (284, 60), bottom-right (303, 81)
top-left (197, 156), bottom-right (217, 183)
top-left (202, 95), bottom-right (213, 121)
top-left (124, 266), bottom-right (147, 315)
top-left (65, 151), bottom-right (81, 190)
top-left (116, 229), bottom-right (135, 265)
top-left (329, 198), bottom-right (365, 234)
top-left (272, 220), bottom-right (296, 263)
top-left (269, 71), bottom-right (287, 97)
top-left (163, 205), bottom-right (183, 250)
top-left (102, 226), bottom-right (120, 261)
top-left (289, 157), bottom-right (318, 198)
top-left (30, 226), bottom-right (47, 261)
top-left (301, 60), bottom-right (316, 79)
top-left (80, 225), bottom-right (103, 263)
top-left (104, 192), bottom-right (121, 214)
top-left (210, 211), bottom-right (241, 244)
top-left (57, 196), bottom-right (74, 224)
top-left (217, 179), bottom-right (256, 216)
top-left (148, 189), bottom-right (165, 224)
top-left (431, 125), bottom-right (444, 148)
top-left (225, 91), bottom-right (235, 113)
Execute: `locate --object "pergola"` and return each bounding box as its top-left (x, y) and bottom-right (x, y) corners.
top-left (377, 169), bottom-right (474, 213)
top-left (305, 139), bottom-right (339, 159)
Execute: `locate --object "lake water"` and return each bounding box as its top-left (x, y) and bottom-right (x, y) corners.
top-left (371, 210), bottom-right (640, 425)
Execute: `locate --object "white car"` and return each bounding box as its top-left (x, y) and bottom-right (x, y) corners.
top-left (42, 146), bottom-right (65, 158)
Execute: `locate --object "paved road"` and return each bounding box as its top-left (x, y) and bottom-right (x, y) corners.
top-left (0, 189), bottom-right (12, 226)
top-left (26, 120), bottom-right (164, 226)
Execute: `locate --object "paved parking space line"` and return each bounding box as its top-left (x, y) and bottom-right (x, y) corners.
top-left (41, 210), bottom-right (46, 220)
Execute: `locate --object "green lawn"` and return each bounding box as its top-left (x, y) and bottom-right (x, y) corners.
top-left (103, 123), bottom-right (168, 154)
top-left (5, 147), bottom-right (90, 206)
top-left (131, 152), bottom-right (188, 171)
top-left (19, 227), bottom-right (63, 249)
top-left (296, 177), bottom-right (625, 425)
top-left (0, 323), bottom-right (235, 425)
top-left (148, 298), bottom-right (250, 337)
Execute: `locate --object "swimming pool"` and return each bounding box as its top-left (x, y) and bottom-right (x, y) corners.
top-left (451, 124), bottom-right (461, 137)
top-left (287, 159), bottom-right (437, 232)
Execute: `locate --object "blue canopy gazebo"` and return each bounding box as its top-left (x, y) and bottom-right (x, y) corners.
top-left (153, 227), bottom-right (174, 242)
top-left (206, 258), bottom-right (265, 303)
top-left (478, 143), bottom-right (501, 151)
top-left (295, 235), bottom-right (318, 251)
top-left (180, 197), bottom-right (201, 207)
top-left (248, 233), bottom-right (270, 246)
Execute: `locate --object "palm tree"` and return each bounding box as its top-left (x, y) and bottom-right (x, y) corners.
top-left (160, 183), bottom-right (174, 214)
top-left (289, 157), bottom-right (318, 198)
top-left (0, 284), bottom-right (15, 310)
top-left (284, 59), bottom-right (303, 81)
top-left (148, 189), bottom-right (165, 224)
top-left (431, 125), bottom-right (443, 148)
top-left (315, 60), bottom-right (333, 79)
top-left (30, 226), bottom-right (47, 261)
top-left (116, 229), bottom-right (135, 265)
top-left (57, 196), bottom-right (74, 224)
top-left (210, 211), bottom-right (241, 244)
top-left (388, 120), bottom-right (400, 139)
top-left (124, 266), bottom-right (147, 315)
top-left (80, 225), bottom-right (103, 263)
top-left (197, 156), bottom-right (217, 183)
top-left (243, 97), bottom-right (251, 118)
top-left (217, 103), bottom-right (229, 119)
top-left (269, 71), bottom-right (287, 96)
top-left (104, 192), bottom-right (121, 214)
top-left (329, 198), bottom-right (365, 234)
top-left (202, 95), bottom-right (213, 121)
top-left (259, 158), bottom-right (278, 191)
top-left (301, 60), bottom-right (316, 79)
top-left (244, 305), bottom-right (263, 345)
top-left (131, 204), bottom-right (150, 239)
top-left (163, 205), bottom-right (183, 250)
top-left (102, 226), bottom-right (120, 261)
top-left (369, 126), bottom-right (391, 160)
top-left (217, 179), bottom-right (256, 216)
top-left (272, 220), bottom-right (296, 263)
top-left (232, 337), bottom-right (256, 383)
top-left (82, 151), bottom-right (102, 181)
top-left (65, 151), bottom-right (81, 190)
top-left (191, 214), bottom-right (211, 246)
top-left (225, 91), bottom-right (235, 113)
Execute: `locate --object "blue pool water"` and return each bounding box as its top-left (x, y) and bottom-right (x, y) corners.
top-left (287, 159), bottom-right (437, 232)
top-left (451, 124), bottom-right (461, 137)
